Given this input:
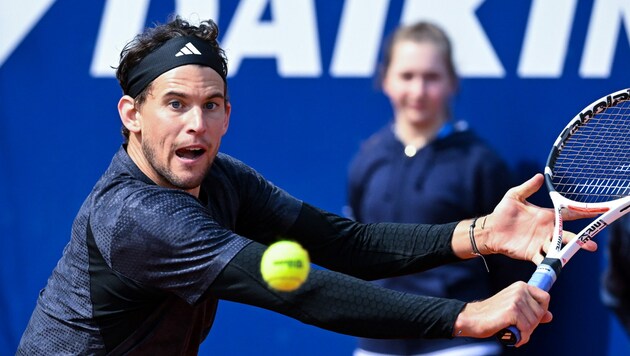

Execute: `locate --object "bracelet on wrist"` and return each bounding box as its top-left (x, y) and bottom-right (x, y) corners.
top-left (469, 217), bottom-right (490, 272)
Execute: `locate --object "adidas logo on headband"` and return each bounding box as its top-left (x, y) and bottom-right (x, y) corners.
top-left (175, 42), bottom-right (201, 57)
top-left (127, 36), bottom-right (226, 97)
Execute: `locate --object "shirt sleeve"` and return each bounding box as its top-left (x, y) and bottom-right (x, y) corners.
top-left (285, 203), bottom-right (462, 280)
top-left (209, 242), bottom-right (466, 339)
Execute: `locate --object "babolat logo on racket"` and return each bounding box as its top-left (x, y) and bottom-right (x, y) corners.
top-left (579, 89), bottom-right (630, 122)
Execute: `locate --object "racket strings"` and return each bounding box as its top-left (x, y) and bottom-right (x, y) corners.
top-left (552, 99), bottom-right (630, 203)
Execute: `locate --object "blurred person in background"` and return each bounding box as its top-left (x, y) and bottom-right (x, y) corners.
top-left (347, 21), bottom-right (529, 356)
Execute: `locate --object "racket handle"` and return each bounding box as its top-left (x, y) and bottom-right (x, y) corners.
top-left (495, 258), bottom-right (562, 346)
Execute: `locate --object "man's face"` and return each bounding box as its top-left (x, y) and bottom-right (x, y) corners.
top-left (130, 64), bottom-right (230, 193)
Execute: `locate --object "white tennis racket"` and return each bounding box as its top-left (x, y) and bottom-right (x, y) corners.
top-left (496, 88), bottom-right (630, 346)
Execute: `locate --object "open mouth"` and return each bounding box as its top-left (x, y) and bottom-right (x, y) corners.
top-left (175, 147), bottom-right (206, 160)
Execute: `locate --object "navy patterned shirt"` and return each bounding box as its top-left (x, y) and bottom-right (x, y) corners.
top-left (18, 147), bottom-right (301, 355)
top-left (19, 146), bottom-right (470, 355)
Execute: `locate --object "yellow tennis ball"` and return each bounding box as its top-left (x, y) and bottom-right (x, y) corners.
top-left (260, 241), bottom-right (310, 292)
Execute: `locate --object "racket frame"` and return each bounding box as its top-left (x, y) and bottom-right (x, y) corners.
top-left (497, 88), bottom-right (630, 346)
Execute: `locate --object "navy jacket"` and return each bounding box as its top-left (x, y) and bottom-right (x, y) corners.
top-left (347, 122), bottom-right (517, 354)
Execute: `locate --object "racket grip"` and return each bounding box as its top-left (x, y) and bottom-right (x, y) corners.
top-left (495, 258), bottom-right (562, 346)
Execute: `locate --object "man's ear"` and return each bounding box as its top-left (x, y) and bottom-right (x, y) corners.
top-left (222, 101), bottom-right (231, 135)
top-left (118, 95), bottom-right (141, 133)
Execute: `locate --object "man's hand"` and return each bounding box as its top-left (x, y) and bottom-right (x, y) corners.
top-left (453, 281), bottom-right (552, 347)
top-left (482, 174), bottom-right (597, 264)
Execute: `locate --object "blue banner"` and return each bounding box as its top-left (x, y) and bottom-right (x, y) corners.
top-left (1, 0), bottom-right (629, 354)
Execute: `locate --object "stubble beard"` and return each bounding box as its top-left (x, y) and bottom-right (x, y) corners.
top-left (142, 139), bottom-right (208, 190)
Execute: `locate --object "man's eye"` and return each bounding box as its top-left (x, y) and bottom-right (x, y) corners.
top-left (169, 101), bottom-right (181, 109)
top-left (204, 102), bottom-right (217, 110)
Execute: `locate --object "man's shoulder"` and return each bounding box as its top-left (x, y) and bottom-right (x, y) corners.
top-left (210, 152), bottom-right (263, 184)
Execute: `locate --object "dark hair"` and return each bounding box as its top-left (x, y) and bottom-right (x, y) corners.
top-left (115, 16), bottom-right (228, 140)
top-left (378, 22), bottom-right (458, 89)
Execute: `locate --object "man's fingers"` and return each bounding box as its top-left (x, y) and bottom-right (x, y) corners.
top-left (540, 311), bottom-right (553, 324)
top-left (509, 174), bottom-right (544, 201)
top-left (521, 285), bottom-right (550, 328)
top-left (532, 253), bottom-right (544, 265)
top-left (561, 231), bottom-right (598, 252)
top-left (561, 208), bottom-right (601, 221)
top-left (513, 285), bottom-right (551, 347)
top-left (581, 240), bottom-right (598, 251)
top-left (528, 284), bottom-right (551, 307)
